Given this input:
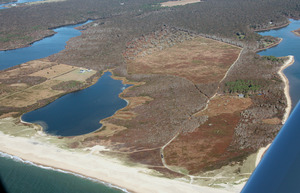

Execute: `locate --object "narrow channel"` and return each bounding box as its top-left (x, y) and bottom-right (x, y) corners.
top-left (242, 19), bottom-right (300, 193)
top-left (258, 19), bottom-right (300, 109)
top-left (0, 20), bottom-right (92, 70)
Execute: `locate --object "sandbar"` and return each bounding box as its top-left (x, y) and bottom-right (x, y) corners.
top-left (292, 29), bottom-right (300, 36)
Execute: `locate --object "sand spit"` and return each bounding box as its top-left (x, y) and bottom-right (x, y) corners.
top-left (254, 55), bottom-right (295, 167)
top-left (161, 0), bottom-right (202, 7)
top-left (29, 0), bottom-right (66, 5)
top-left (279, 55), bottom-right (294, 124)
top-left (292, 29), bottom-right (300, 37)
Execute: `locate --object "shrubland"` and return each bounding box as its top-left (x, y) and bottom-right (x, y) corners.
top-left (0, 0), bottom-right (299, 177)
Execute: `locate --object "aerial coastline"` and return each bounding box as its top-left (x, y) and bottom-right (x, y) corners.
top-left (253, 20), bottom-right (291, 32)
top-left (0, 128), bottom-right (233, 193)
top-left (0, 23), bottom-right (293, 193)
top-left (278, 56), bottom-right (294, 124)
top-left (255, 38), bottom-right (283, 52)
top-left (1, 1), bottom-right (299, 192)
top-left (254, 55), bottom-right (295, 167)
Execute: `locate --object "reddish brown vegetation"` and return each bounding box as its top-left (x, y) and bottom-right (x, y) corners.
top-left (164, 96), bottom-right (252, 173)
top-left (164, 113), bottom-right (243, 174)
top-left (127, 37), bottom-right (241, 84)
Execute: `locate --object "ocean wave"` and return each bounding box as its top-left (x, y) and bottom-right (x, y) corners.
top-left (0, 151), bottom-right (130, 193)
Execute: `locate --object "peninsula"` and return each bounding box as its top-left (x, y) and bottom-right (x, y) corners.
top-left (292, 28), bottom-right (300, 36)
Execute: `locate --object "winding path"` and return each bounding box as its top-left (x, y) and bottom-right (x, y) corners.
top-left (159, 48), bottom-right (244, 182)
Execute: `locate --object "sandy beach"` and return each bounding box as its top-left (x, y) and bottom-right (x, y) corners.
top-left (292, 29), bottom-right (300, 37)
top-left (0, 129), bottom-right (235, 193)
top-left (254, 55), bottom-right (295, 167)
top-left (255, 144), bottom-right (271, 167)
top-left (161, 0), bottom-right (202, 7)
top-left (278, 55), bottom-right (294, 124)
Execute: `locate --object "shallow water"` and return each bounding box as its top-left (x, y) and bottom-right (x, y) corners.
top-left (0, 152), bottom-right (125, 193)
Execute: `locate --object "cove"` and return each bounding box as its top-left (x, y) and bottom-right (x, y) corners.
top-left (22, 71), bottom-right (130, 136)
top-left (0, 0), bottom-right (44, 10)
top-left (0, 20), bottom-right (92, 70)
top-left (242, 19), bottom-right (300, 193)
top-left (258, 19), bottom-right (300, 109)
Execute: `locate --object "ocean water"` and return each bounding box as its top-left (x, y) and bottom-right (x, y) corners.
top-left (0, 153), bottom-right (125, 193)
top-left (0, 20), bottom-right (92, 70)
top-left (22, 71), bottom-right (130, 136)
top-left (258, 19), bottom-right (300, 109)
top-left (242, 19), bottom-right (300, 193)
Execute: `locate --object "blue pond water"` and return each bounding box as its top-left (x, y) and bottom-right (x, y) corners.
top-left (22, 71), bottom-right (130, 136)
top-left (242, 19), bottom-right (300, 193)
top-left (0, 18), bottom-right (128, 192)
top-left (258, 19), bottom-right (300, 109)
top-left (0, 0), bottom-right (44, 10)
top-left (0, 20), bottom-right (92, 70)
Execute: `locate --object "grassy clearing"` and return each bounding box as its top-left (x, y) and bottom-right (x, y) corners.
top-left (0, 59), bottom-right (96, 109)
top-left (127, 37), bottom-right (241, 84)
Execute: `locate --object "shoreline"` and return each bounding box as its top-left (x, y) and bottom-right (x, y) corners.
top-left (0, 19), bottom-right (92, 52)
top-left (0, 151), bottom-right (129, 193)
top-left (16, 69), bottom-right (133, 138)
top-left (278, 55), bottom-right (294, 124)
top-left (255, 144), bottom-right (271, 167)
top-left (0, 130), bottom-right (233, 193)
top-left (255, 55), bottom-right (295, 167)
top-left (255, 38), bottom-right (282, 53)
top-left (253, 21), bottom-right (291, 33)
top-left (292, 29), bottom-right (300, 37)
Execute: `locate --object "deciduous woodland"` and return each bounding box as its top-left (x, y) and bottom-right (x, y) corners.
top-left (0, 0), bottom-right (299, 185)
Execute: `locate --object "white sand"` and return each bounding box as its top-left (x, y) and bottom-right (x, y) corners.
top-left (255, 55), bottom-right (295, 167)
top-left (278, 55), bottom-right (294, 124)
top-left (255, 144), bottom-right (271, 167)
top-left (0, 131), bottom-right (234, 193)
top-left (29, 0), bottom-right (66, 5)
top-left (161, 0), bottom-right (202, 7)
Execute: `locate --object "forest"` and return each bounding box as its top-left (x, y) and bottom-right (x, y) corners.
top-left (0, 0), bottom-right (300, 51)
top-left (225, 80), bottom-right (261, 95)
